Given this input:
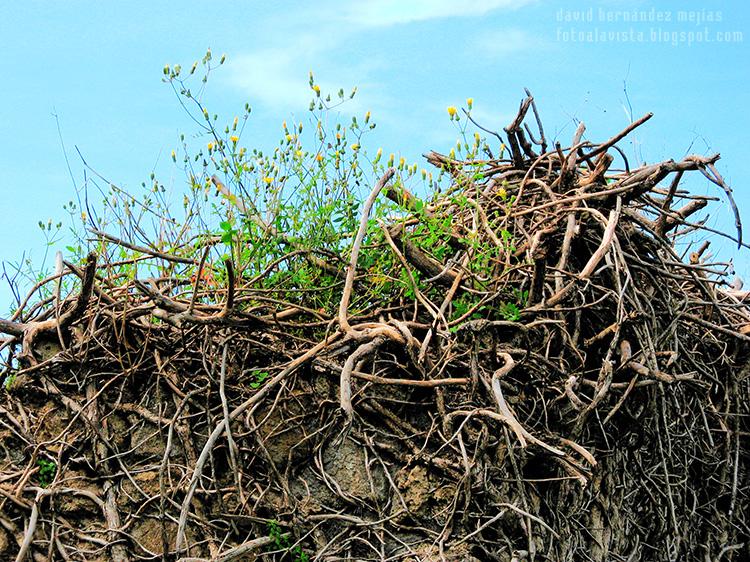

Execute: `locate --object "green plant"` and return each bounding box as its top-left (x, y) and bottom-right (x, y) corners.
top-left (512, 288), bottom-right (529, 306)
top-left (153, 55), bottom-right (418, 311)
top-left (499, 301), bottom-right (521, 322)
top-left (3, 373), bottom-right (16, 390)
top-left (37, 458), bottom-right (56, 487)
top-left (249, 370), bottom-right (270, 389)
top-left (15, 51), bottom-right (459, 334)
top-left (17, 58), bottom-right (528, 381)
top-left (500, 228), bottom-right (516, 254)
top-left (497, 287), bottom-right (528, 321)
top-left (268, 520), bottom-right (309, 561)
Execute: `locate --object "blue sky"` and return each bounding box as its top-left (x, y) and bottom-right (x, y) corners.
top-left (1, 0), bottom-right (748, 311)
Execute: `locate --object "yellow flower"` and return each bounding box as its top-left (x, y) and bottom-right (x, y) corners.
top-left (230, 135), bottom-right (239, 143)
top-left (312, 84), bottom-right (321, 96)
top-left (466, 98), bottom-right (473, 109)
top-left (207, 142), bottom-right (214, 152)
top-left (350, 143), bottom-right (360, 151)
top-left (238, 147), bottom-right (246, 158)
top-left (447, 106), bottom-right (457, 118)
top-left (365, 111), bottom-right (371, 123)
top-left (263, 176), bottom-right (274, 184)
top-left (498, 186), bottom-right (508, 200)
top-left (315, 153), bottom-right (323, 162)
top-left (171, 150), bottom-right (176, 161)
top-left (398, 156), bottom-right (405, 168)
top-left (295, 150), bottom-right (303, 158)
top-left (232, 116), bottom-right (239, 130)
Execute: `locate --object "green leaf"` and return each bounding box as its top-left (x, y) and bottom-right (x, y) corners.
top-left (37, 459), bottom-right (57, 487)
top-left (499, 302), bottom-right (521, 322)
top-left (250, 370), bottom-right (270, 389)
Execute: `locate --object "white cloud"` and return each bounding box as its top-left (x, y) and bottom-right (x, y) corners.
top-left (226, 48), bottom-right (312, 109)
top-left (345, 0), bottom-right (535, 27)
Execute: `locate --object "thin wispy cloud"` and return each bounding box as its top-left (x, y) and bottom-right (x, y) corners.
top-left (345, 0), bottom-right (535, 27)
top-left (227, 48), bottom-right (311, 109)
top-left (225, 47), bottom-right (382, 117)
top-left (224, 11), bottom-right (389, 116)
top-left (470, 28), bottom-right (542, 59)
top-left (223, 0), bottom-right (540, 122)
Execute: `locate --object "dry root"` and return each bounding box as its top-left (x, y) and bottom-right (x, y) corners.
top-left (1, 92), bottom-right (748, 561)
